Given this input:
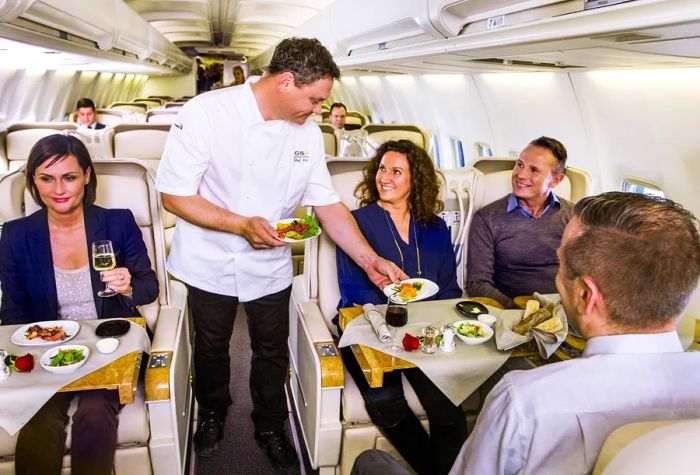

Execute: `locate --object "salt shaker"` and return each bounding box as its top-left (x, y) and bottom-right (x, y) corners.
top-left (0, 350), bottom-right (9, 381)
top-left (440, 325), bottom-right (456, 353)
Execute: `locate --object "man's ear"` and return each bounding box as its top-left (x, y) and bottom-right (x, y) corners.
top-left (275, 72), bottom-right (295, 92)
top-left (577, 275), bottom-right (603, 316)
top-left (548, 172), bottom-right (565, 189)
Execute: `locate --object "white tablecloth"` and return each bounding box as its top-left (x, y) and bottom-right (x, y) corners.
top-left (0, 319), bottom-right (150, 436)
top-left (338, 298), bottom-right (511, 406)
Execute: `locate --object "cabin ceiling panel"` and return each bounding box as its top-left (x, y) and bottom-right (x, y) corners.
top-left (126, 0), bottom-right (334, 60)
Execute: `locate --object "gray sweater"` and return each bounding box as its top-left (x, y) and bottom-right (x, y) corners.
top-left (466, 194), bottom-right (573, 308)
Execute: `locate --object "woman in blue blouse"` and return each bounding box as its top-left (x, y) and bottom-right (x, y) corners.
top-left (336, 140), bottom-right (467, 475)
top-left (0, 134), bottom-right (158, 475)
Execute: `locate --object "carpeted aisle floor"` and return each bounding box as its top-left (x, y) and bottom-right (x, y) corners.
top-left (194, 304), bottom-right (315, 475)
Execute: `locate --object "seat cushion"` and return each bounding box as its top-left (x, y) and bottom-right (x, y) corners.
top-left (341, 368), bottom-right (427, 424)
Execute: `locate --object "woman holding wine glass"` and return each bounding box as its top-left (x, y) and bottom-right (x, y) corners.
top-left (0, 134), bottom-right (158, 475)
top-left (335, 140), bottom-right (466, 475)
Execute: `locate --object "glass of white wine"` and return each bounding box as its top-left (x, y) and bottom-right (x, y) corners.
top-left (92, 240), bottom-right (118, 297)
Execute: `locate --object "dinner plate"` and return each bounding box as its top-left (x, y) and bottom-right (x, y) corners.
top-left (270, 218), bottom-right (322, 243)
top-left (40, 344), bottom-right (89, 374)
top-left (11, 320), bottom-right (80, 346)
top-left (383, 278), bottom-right (439, 303)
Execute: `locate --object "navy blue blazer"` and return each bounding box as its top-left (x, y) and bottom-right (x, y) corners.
top-left (0, 205), bottom-right (159, 325)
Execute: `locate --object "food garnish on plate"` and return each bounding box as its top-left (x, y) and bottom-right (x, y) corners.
top-left (49, 348), bottom-right (85, 367)
top-left (392, 281), bottom-right (423, 302)
top-left (512, 300), bottom-right (562, 335)
top-left (24, 324), bottom-right (67, 342)
top-left (275, 215), bottom-right (319, 240)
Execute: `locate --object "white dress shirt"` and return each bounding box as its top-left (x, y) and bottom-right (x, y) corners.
top-left (156, 80), bottom-right (339, 300)
top-left (450, 332), bottom-right (700, 475)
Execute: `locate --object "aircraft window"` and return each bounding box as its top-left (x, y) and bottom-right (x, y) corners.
top-left (474, 142), bottom-right (493, 158)
top-left (452, 137), bottom-right (465, 167)
top-left (430, 135), bottom-right (441, 167)
top-left (621, 178), bottom-right (665, 198)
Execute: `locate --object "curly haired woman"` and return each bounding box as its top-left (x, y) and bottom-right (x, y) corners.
top-left (336, 140), bottom-right (467, 475)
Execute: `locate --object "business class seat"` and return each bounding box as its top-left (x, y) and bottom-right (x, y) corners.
top-left (110, 102), bottom-right (149, 113)
top-left (593, 418), bottom-right (700, 475)
top-left (95, 108), bottom-right (130, 127)
top-left (1, 123), bottom-right (78, 172)
top-left (112, 124), bottom-right (170, 173)
top-left (0, 160), bottom-right (193, 475)
top-left (362, 124), bottom-right (431, 157)
top-left (146, 109), bottom-right (180, 124)
top-left (289, 163), bottom-right (476, 474)
top-left (318, 123), bottom-right (338, 156)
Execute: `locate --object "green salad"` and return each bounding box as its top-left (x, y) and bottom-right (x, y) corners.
top-left (50, 348), bottom-right (85, 367)
top-left (275, 215), bottom-right (320, 240)
top-left (457, 322), bottom-right (486, 338)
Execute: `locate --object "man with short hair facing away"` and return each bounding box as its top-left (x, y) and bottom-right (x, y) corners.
top-left (467, 136), bottom-right (573, 308)
top-left (156, 38), bottom-right (405, 470)
top-left (75, 98), bottom-right (105, 130)
top-left (449, 191), bottom-right (700, 474)
top-left (329, 102), bottom-right (347, 129)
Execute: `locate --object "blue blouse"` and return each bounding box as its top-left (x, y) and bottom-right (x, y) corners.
top-left (336, 202), bottom-right (462, 308)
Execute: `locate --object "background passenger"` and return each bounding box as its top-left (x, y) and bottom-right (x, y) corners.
top-left (75, 98), bottom-right (105, 130)
top-left (467, 136), bottom-right (573, 308)
top-left (336, 140), bottom-right (466, 475)
top-left (329, 102), bottom-right (347, 129)
top-left (451, 192), bottom-right (700, 474)
top-left (0, 134), bottom-right (158, 475)
top-left (233, 65), bottom-right (246, 85)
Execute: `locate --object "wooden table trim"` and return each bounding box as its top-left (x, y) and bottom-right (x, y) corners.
top-left (58, 317), bottom-right (144, 404)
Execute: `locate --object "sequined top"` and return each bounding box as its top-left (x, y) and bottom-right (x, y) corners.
top-left (54, 264), bottom-right (98, 321)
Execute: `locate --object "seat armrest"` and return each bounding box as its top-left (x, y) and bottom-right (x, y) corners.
top-left (297, 301), bottom-right (343, 388)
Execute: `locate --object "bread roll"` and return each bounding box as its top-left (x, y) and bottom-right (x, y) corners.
top-left (512, 302), bottom-right (560, 335)
top-left (535, 316), bottom-right (563, 333)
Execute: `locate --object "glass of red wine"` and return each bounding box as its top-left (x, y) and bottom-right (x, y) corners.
top-left (385, 299), bottom-right (408, 353)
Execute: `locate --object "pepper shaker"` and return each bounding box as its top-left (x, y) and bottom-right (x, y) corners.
top-left (0, 350), bottom-right (9, 381)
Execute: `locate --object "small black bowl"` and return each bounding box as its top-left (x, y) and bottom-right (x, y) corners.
top-left (456, 300), bottom-right (490, 318)
top-left (95, 319), bottom-right (130, 338)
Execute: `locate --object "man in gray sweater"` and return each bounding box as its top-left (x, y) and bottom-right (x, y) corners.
top-left (467, 136), bottom-right (573, 308)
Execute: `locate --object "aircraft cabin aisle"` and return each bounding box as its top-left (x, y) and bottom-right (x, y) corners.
top-left (0, 0), bottom-right (699, 474)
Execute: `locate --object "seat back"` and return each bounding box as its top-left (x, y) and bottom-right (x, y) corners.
top-left (318, 123), bottom-right (338, 156)
top-left (96, 108), bottom-right (129, 127)
top-left (134, 98), bottom-right (163, 108)
top-left (594, 418), bottom-right (700, 475)
top-left (472, 158), bottom-right (592, 204)
top-left (110, 102), bottom-right (149, 113)
top-left (362, 124), bottom-right (430, 156)
top-left (21, 160), bottom-right (169, 328)
top-left (4, 123), bottom-right (78, 171)
top-left (113, 124), bottom-right (170, 172)
top-left (146, 110), bottom-right (179, 124)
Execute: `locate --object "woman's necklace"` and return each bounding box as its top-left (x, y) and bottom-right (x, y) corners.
top-left (380, 203), bottom-right (422, 277)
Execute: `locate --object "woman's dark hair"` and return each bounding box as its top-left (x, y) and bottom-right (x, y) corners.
top-left (26, 134), bottom-right (97, 208)
top-left (355, 140), bottom-right (444, 225)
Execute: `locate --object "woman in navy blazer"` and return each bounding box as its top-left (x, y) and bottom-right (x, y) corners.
top-left (0, 134), bottom-right (158, 475)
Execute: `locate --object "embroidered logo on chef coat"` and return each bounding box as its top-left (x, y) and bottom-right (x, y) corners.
top-left (293, 150), bottom-right (310, 163)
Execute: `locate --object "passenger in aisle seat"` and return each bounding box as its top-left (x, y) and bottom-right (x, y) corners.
top-left (156, 37), bottom-right (405, 470)
top-left (336, 140), bottom-right (466, 475)
top-left (0, 134), bottom-right (158, 475)
top-left (329, 102), bottom-right (347, 129)
top-left (467, 136), bottom-right (573, 308)
top-left (353, 191), bottom-right (700, 475)
top-left (75, 98), bottom-right (105, 130)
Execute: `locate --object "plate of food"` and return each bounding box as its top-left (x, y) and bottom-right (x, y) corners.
top-left (40, 344), bottom-right (89, 374)
top-left (271, 215), bottom-right (321, 242)
top-left (453, 320), bottom-right (494, 345)
top-left (383, 278), bottom-right (439, 303)
top-left (11, 320), bottom-right (80, 346)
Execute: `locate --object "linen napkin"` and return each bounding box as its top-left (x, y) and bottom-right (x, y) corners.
top-left (494, 292), bottom-right (568, 358)
top-left (362, 303), bottom-right (392, 343)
